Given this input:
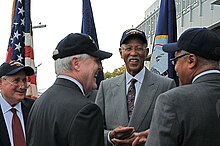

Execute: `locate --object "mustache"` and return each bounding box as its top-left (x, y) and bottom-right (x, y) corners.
top-left (127, 56), bottom-right (140, 61)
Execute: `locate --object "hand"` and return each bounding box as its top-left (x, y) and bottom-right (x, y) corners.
top-left (109, 126), bottom-right (135, 145)
top-left (132, 129), bottom-right (149, 146)
top-left (112, 136), bottom-right (135, 146)
top-left (109, 126), bottom-right (134, 140)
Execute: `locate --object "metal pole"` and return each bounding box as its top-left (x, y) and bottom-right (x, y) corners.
top-left (32, 24), bottom-right (46, 29)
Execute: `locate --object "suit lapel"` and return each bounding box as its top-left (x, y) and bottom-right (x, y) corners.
top-left (129, 70), bottom-right (158, 130)
top-left (0, 106), bottom-right (11, 146)
top-left (112, 74), bottom-right (129, 125)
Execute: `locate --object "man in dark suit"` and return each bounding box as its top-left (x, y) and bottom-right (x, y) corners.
top-left (95, 28), bottom-right (176, 146)
top-left (27, 33), bottom-right (112, 146)
top-left (0, 61), bottom-right (34, 146)
top-left (146, 28), bottom-right (220, 146)
top-left (217, 99), bottom-right (220, 119)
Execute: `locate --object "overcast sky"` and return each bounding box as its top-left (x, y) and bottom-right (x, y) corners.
top-left (0, 0), bottom-right (156, 91)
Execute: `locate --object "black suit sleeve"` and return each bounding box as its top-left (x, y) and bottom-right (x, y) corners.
top-left (68, 103), bottom-right (104, 146)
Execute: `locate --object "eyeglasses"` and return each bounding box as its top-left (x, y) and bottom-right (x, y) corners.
top-left (2, 77), bottom-right (30, 89)
top-left (121, 47), bottom-right (145, 52)
top-left (170, 53), bottom-right (190, 65)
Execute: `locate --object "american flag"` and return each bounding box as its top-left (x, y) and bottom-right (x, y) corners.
top-left (6, 0), bottom-right (38, 99)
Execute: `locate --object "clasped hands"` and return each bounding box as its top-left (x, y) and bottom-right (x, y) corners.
top-left (109, 126), bottom-right (149, 146)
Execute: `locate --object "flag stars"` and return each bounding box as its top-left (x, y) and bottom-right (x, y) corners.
top-left (10, 37), bottom-right (14, 44)
top-left (18, 7), bottom-right (25, 16)
top-left (21, 18), bottom-right (25, 26)
top-left (18, 0), bottom-right (22, 4)
top-left (14, 22), bottom-right (19, 27)
top-left (17, 54), bottom-right (23, 62)
top-left (14, 30), bottom-right (21, 40)
top-left (15, 43), bottom-right (22, 52)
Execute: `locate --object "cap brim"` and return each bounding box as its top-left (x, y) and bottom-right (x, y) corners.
top-left (7, 66), bottom-right (34, 76)
top-left (162, 42), bottom-right (180, 53)
top-left (120, 35), bottom-right (147, 45)
top-left (89, 50), bottom-right (112, 60)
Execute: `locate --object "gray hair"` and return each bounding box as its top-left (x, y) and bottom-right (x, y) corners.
top-left (181, 50), bottom-right (219, 69)
top-left (55, 54), bottom-right (91, 75)
top-left (197, 56), bottom-right (219, 69)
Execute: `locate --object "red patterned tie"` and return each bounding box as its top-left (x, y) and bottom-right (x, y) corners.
top-left (127, 79), bottom-right (137, 120)
top-left (11, 108), bottom-right (26, 146)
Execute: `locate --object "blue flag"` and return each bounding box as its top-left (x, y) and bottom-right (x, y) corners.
top-left (81, 0), bottom-right (104, 88)
top-left (149, 0), bottom-right (179, 85)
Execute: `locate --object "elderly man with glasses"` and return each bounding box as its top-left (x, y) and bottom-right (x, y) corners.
top-left (146, 27), bottom-right (220, 146)
top-left (0, 60), bottom-right (34, 146)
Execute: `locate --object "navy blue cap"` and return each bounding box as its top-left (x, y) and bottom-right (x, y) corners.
top-left (52, 33), bottom-right (112, 60)
top-left (120, 28), bottom-right (148, 46)
top-left (163, 27), bottom-right (220, 61)
top-left (0, 61), bottom-right (34, 78)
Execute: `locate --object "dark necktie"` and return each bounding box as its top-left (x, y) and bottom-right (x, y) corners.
top-left (127, 79), bottom-right (137, 120)
top-left (11, 108), bottom-right (26, 146)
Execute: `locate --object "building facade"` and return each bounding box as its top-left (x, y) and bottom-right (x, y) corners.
top-left (137, 0), bottom-right (220, 53)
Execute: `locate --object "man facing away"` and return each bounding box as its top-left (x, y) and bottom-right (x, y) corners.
top-left (0, 60), bottom-right (34, 146)
top-left (146, 27), bottom-right (220, 146)
top-left (27, 33), bottom-right (112, 146)
top-left (95, 28), bottom-right (176, 146)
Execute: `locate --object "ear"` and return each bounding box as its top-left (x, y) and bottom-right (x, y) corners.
top-left (0, 79), bottom-right (3, 90)
top-left (188, 54), bottom-right (197, 69)
top-left (119, 47), bottom-right (123, 59)
top-left (145, 47), bottom-right (149, 61)
top-left (72, 57), bottom-right (80, 71)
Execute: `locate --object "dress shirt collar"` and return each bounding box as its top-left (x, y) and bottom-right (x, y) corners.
top-left (57, 74), bottom-right (85, 95)
top-left (192, 69), bottom-right (220, 83)
top-left (126, 67), bottom-right (145, 84)
top-left (0, 93), bottom-right (22, 114)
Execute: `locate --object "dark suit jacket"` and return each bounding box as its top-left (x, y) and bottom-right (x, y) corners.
top-left (27, 78), bottom-right (104, 146)
top-left (86, 89), bottom-right (98, 102)
top-left (95, 68), bottom-right (176, 145)
top-left (0, 98), bottom-right (34, 146)
top-left (217, 99), bottom-right (220, 119)
top-left (146, 73), bottom-right (220, 146)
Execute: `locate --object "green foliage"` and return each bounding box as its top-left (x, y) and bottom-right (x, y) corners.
top-left (104, 65), bottom-right (126, 79)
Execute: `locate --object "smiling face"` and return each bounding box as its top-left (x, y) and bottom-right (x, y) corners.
top-left (0, 71), bottom-right (27, 106)
top-left (120, 37), bottom-right (148, 76)
top-left (77, 55), bottom-right (102, 93)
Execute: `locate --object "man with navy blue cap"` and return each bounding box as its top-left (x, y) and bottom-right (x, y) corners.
top-left (0, 60), bottom-right (34, 146)
top-left (27, 33), bottom-right (112, 146)
top-left (146, 28), bottom-right (220, 146)
top-left (95, 28), bottom-right (176, 146)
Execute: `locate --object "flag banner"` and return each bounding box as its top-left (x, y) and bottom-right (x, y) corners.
top-left (81, 0), bottom-right (104, 88)
top-left (149, 0), bottom-right (179, 85)
top-left (6, 0), bottom-right (38, 99)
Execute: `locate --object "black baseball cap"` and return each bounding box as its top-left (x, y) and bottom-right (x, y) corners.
top-left (163, 27), bottom-right (220, 61)
top-left (52, 33), bottom-right (112, 60)
top-left (120, 28), bottom-right (148, 46)
top-left (0, 61), bottom-right (34, 78)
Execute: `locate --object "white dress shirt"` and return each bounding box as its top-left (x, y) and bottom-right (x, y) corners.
top-left (125, 67), bottom-right (145, 104)
top-left (58, 75), bottom-right (85, 95)
top-left (0, 94), bottom-right (26, 146)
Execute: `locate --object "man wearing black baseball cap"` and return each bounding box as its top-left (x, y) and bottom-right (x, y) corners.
top-left (0, 60), bottom-right (34, 146)
top-left (146, 28), bottom-right (220, 146)
top-left (95, 28), bottom-right (176, 146)
top-left (27, 33), bottom-right (112, 146)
